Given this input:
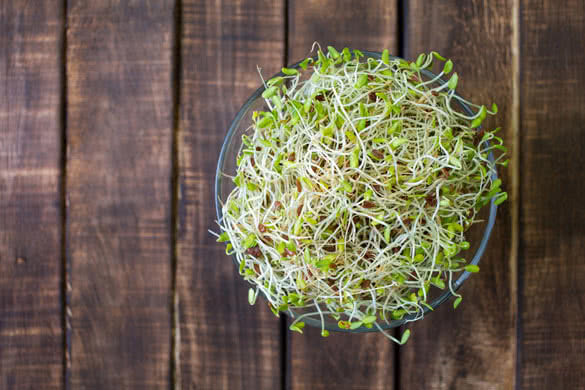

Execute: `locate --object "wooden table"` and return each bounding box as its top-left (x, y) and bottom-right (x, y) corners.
top-left (2, 1), bottom-right (584, 389)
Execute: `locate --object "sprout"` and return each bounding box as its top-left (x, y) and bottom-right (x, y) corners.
top-left (289, 321), bottom-right (305, 334)
top-left (248, 288), bottom-right (257, 305)
top-left (214, 46), bottom-right (507, 344)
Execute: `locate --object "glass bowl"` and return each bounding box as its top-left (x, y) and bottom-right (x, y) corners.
top-left (215, 50), bottom-right (498, 332)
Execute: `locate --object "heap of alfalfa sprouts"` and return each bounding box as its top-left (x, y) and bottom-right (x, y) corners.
top-left (214, 46), bottom-right (507, 344)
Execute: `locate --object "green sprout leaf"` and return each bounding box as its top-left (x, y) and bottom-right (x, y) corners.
top-left (388, 121), bottom-right (401, 135)
top-left (382, 49), bottom-right (390, 64)
top-left (391, 138), bottom-right (408, 149)
top-left (341, 180), bottom-right (353, 192)
top-left (443, 59), bottom-right (453, 74)
top-left (243, 234), bottom-right (257, 249)
top-left (327, 46), bottom-right (340, 59)
top-left (479, 105), bottom-right (487, 120)
top-left (303, 247), bottom-right (311, 263)
top-left (448, 72), bottom-right (458, 90)
top-left (464, 264), bottom-right (480, 273)
top-left (262, 86), bottom-right (278, 99)
top-left (282, 67), bottom-right (299, 76)
top-left (315, 258), bottom-right (332, 273)
top-left (350, 146), bottom-right (360, 168)
top-left (453, 296), bottom-right (463, 309)
top-left (317, 49), bottom-right (330, 72)
top-left (416, 53), bottom-right (425, 68)
top-left (267, 77), bottom-right (284, 87)
top-left (277, 241), bottom-right (286, 255)
top-left (494, 192), bottom-right (508, 205)
top-left (364, 188), bottom-right (373, 201)
top-left (491, 178), bottom-right (502, 191)
top-left (294, 218), bottom-right (302, 236)
top-left (431, 51), bottom-right (446, 61)
top-left (400, 329), bottom-right (411, 344)
top-left (296, 275), bottom-right (306, 290)
top-left (248, 288), bottom-right (256, 305)
top-left (286, 240), bottom-right (296, 252)
top-left (290, 321), bottom-right (305, 333)
top-left (257, 115), bottom-right (273, 128)
top-left (216, 232), bottom-right (229, 242)
top-left (431, 277), bottom-right (445, 289)
top-left (449, 155), bottom-right (462, 169)
top-left (350, 321), bottom-right (363, 330)
top-left (338, 320), bottom-right (351, 329)
top-left (299, 58), bottom-right (312, 70)
top-left (471, 116), bottom-right (483, 129)
top-left (384, 226), bottom-right (391, 243)
top-left (355, 74), bottom-right (369, 89)
top-left (342, 47), bottom-right (351, 62)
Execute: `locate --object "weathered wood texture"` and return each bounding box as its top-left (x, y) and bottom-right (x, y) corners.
top-left (4, 2), bottom-right (585, 389)
top-left (286, 2), bottom-right (398, 389)
top-left (287, 0), bottom-right (398, 63)
top-left (177, 1), bottom-right (284, 389)
top-left (0, 2), bottom-right (64, 390)
top-left (400, 2), bottom-right (517, 389)
top-left (66, 1), bottom-right (174, 388)
top-left (519, 1), bottom-right (585, 388)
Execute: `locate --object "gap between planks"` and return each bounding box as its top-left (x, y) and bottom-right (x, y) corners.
top-left (60, 0), bottom-right (71, 389)
top-left (511, 0), bottom-right (521, 389)
top-left (172, 1), bottom-right (183, 390)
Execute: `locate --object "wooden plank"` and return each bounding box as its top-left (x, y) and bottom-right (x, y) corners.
top-left (400, 2), bottom-right (517, 389)
top-left (287, 2), bottom-right (398, 389)
top-left (66, 2), bottom-right (174, 388)
top-left (177, 1), bottom-right (284, 389)
top-left (0, 2), bottom-right (64, 389)
top-left (288, 0), bottom-right (397, 63)
top-left (519, 1), bottom-right (585, 388)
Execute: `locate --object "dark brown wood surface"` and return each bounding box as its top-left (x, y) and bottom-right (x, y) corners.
top-left (287, 2), bottom-right (398, 389)
top-left (2, 1), bottom-right (585, 389)
top-left (519, 1), bottom-right (585, 388)
top-left (176, 1), bottom-right (284, 388)
top-left (400, 1), bottom-right (517, 389)
top-left (0, 2), bottom-right (64, 389)
top-left (288, 0), bottom-right (398, 58)
top-left (66, 1), bottom-right (174, 388)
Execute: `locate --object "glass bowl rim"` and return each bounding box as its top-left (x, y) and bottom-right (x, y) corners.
top-left (215, 49), bottom-right (498, 332)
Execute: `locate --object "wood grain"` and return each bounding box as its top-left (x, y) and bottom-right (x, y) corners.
top-left (66, 1), bottom-right (174, 388)
top-left (399, 2), bottom-right (517, 389)
top-left (519, 1), bottom-right (585, 388)
top-left (177, 1), bottom-right (284, 389)
top-left (0, 2), bottom-right (64, 389)
top-left (288, 0), bottom-right (398, 63)
top-left (287, 2), bottom-right (398, 389)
